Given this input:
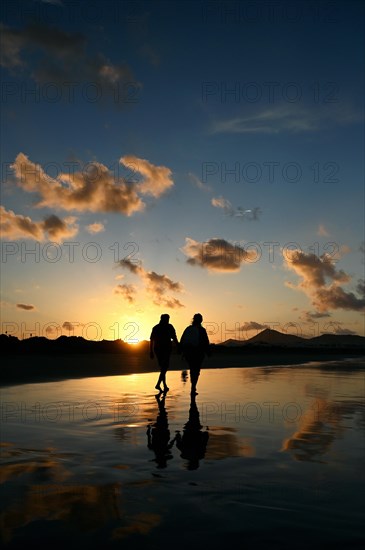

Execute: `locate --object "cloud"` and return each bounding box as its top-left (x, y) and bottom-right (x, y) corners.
top-left (182, 237), bottom-right (257, 272)
top-left (10, 153), bottom-right (173, 215)
top-left (0, 205), bottom-right (78, 242)
top-left (360, 242), bottom-right (365, 264)
top-left (211, 196), bottom-right (233, 213)
top-left (117, 260), bottom-right (184, 308)
top-left (62, 321), bottom-right (78, 333)
top-left (210, 104), bottom-right (363, 135)
top-left (121, 155), bottom-right (174, 198)
top-left (317, 224), bottom-right (329, 237)
top-left (117, 258), bottom-right (141, 275)
top-left (356, 279), bottom-right (365, 297)
top-left (211, 196), bottom-right (261, 221)
top-left (38, 0), bottom-right (64, 5)
top-left (42, 214), bottom-right (78, 241)
top-left (86, 222), bottom-right (105, 234)
top-left (16, 303), bottom-right (35, 311)
top-left (0, 23), bottom-right (139, 105)
top-left (284, 250), bottom-right (365, 313)
top-left (188, 172), bottom-right (212, 192)
top-left (156, 297), bottom-right (185, 309)
top-left (114, 284), bottom-right (137, 304)
top-left (139, 43), bottom-right (160, 67)
top-left (143, 271), bottom-right (184, 307)
top-left (330, 325), bottom-right (358, 335)
top-left (240, 321), bottom-right (269, 332)
top-left (300, 311), bottom-right (332, 322)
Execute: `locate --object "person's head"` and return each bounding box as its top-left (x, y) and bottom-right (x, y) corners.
top-left (192, 313), bottom-right (203, 325)
top-left (160, 313), bottom-right (170, 324)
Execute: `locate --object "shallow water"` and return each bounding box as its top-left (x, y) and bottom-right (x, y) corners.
top-left (1, 362), bottom-right (364, 549)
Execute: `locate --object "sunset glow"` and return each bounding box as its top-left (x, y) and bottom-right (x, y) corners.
top-left (1, 1), bottom-right (364, 343)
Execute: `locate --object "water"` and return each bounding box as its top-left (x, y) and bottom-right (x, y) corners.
top-left (1, 362), bottom-right (364, 549)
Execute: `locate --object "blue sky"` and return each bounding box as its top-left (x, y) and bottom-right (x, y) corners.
top-left (1, 0), bottom-right (364, 342)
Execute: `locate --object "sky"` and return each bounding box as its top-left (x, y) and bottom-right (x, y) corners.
top-left (0, 0), bottom-right (364, 343)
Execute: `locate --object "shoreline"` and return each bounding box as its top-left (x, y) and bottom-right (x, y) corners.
top-left (1, 349), bottom-right (364, 387)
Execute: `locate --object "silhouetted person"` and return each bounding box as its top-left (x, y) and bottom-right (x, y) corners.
top-left (150, 313), bottom-right (179, 392)
top-left (147, 393), bottom-right (175, 468)
top-left (180, 313), bottom-right (210, 395)
top-left (175, 394), bottom-right (209, 470)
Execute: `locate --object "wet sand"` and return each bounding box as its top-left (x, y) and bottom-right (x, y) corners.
top-left (1, 365), bottom-right (365, 549)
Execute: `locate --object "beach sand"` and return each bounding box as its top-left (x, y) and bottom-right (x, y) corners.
top-left (1, 364), bottom-right (364, 549)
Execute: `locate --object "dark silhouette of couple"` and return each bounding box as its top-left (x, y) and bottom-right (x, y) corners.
top-left (147, 392), bottom-right (209, 470)
top-left (150, 313), bottom-right (210, 395)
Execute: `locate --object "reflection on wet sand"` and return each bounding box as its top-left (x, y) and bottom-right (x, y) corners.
top-left (0, 476), bottom-right (121, 544)
top-left (175, 394), bottom-right (209, 470)
top-left (205, 428), bottom-right (255, 460)
top-left (147, 393), bottom-right (175, 468)
top-left (282, 396), bottom-right (365, 462)
top-left (0, 445), bottom-right (163, 546)
top-left (0, 445), bottom-right (72, 484)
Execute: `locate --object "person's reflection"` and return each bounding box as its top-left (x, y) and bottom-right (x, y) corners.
top-left (175, 394), bottom-right (209, 470)
top-left (147, 393), bottom-right (175, 468)
top-left (181, 370), bottom-right (188, 384)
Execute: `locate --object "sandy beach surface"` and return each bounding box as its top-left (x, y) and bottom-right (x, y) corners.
top-left (1, 363), bottom-right (364, 549)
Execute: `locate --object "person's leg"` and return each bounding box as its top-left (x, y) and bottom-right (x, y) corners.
top-left (190, 367), bottom-right (200, 394)
top-left (190, 353), bottom-right (204, 394)
top-left (156, 351), bottom-right (170, 391)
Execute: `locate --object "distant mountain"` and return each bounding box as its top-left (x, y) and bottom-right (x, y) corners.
top-left (308, 333), bottom-right (365, 347)
top-left (219, 329), bottom-right (365, 349)
top-left (1, 330), bottom-right (364, 356)
top-left (245, 328), bottom-right (305, 347)
top-left (0, 334), bottom-right (151, 354)
top-left (220, 338), bottom-right (246, 347)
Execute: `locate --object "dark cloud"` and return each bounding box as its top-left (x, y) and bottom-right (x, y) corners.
top-left (1, 23), bottom-right (138, 105)
top-left (285, 250), bottom-right (365, 313)
top-left (240, 321), bottom-right (269, 332)
top-left (156, 297), bottom-right (184, 309)
top-left (16, 303), bottom-right (35, 311)
top-left (0, 205), bottom-right (78, 242)
top-left (301, 311), bottom-right (332, 322)
top-left (117, 258), bottom-right (142, 275)
top-left (182, 237), bottom-right (257, 272)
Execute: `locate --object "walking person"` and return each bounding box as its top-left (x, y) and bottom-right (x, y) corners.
top-left (150, 314), bottom-right (179, 393)
top-left (180, 313), bottom-right (210, 395)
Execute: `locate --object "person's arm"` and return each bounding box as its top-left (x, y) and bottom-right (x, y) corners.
top-left (150, 329), bottom-right (154, 359)
top-left (171, 326), bottom-right (180, 353)
top-left (202, 328), bottom-right (211, 356)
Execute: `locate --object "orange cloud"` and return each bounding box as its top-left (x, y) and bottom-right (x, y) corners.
top-left (284, 250), bottom-right (365, 313)
top-left (117, 259), bottom-right (184, 308)
top-left (0, 205), bottom-right (78, 242)
top-left (121, 156), bottom-right (174, 198)
top-left (114, 283), bottom-right (137, 304)
top-left (11, 153), bottom-right (173, 215)
top-left (182, 237), bottom-right (257, 272)
top-left (86, 222), bottom-right (105, 234)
